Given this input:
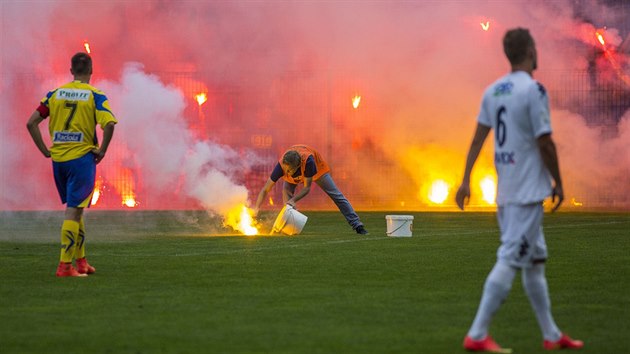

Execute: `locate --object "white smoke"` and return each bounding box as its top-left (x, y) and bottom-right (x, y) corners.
top-left (98, 64), bottom-right (261, 215)
top-left (1, 0), bottom-right (629, 210)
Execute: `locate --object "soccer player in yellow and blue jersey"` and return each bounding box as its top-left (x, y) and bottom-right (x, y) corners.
top-left (27, 52), bottom-right (117, 277)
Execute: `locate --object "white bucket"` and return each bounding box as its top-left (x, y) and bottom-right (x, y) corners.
top-left (271, 205), bottom-right (308, 235)
top-left (385, 215), bottom-right (414, 237)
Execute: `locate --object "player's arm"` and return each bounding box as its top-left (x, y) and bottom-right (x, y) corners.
top-left (254, 178), bottom-right (276, 215)
top-left (537, 133), bottom-right (563, 212)
top-left (286, 177), bottom-right (312, 207)
top-left (286, 156), bottom-right (316, 207)
top-left (26, 110), bottom-right (51, 158)
top-left (91, 122), bottom-right (115, 164)
top-left (455, 123), bottom-right (491, 210)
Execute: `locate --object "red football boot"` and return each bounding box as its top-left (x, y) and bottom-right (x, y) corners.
top-left (543, 333), bottom-right (584, 350)
top-left (76, 258), bottom-right (96, 275)
top-left (464, 335), bottom-right (512, 353)
top-left (56, 262), bottom-right (87, 277)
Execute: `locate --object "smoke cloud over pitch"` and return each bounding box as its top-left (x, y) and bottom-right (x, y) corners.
top-left (1, 1), bottom-right (629, 211)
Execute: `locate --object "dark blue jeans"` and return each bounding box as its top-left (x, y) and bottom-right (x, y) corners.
top-left (283, 173), bottom-right (363, 230)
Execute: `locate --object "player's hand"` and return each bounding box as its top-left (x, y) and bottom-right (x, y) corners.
top-left (455, 183), bottom-right (470, 211)
top-left (252, 208), bottom-right (259, 217)
top-left (551, 184), bottom-right (564, 212)
top-left (91, 148), bottom-right (106, 164)
top-left (286, 200), bottom-right (296, 208)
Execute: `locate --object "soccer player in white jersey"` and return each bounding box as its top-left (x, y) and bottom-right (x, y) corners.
top-left (27, 53), bottom-right (117, 277)
top-left (455, 28), bottom-right (583, 352)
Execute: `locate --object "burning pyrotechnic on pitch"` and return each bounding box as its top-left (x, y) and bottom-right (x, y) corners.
top-left (428, 180), bottom-right (449, 204)
top-left (224, 204), bottom-right (259, 235)
top-left (352, 95), bottom-right (361, 109)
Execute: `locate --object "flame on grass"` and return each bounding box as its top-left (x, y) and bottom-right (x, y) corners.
top-left (224, 204), bottom-right (259, 236)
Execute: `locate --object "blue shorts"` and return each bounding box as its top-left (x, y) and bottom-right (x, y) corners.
top-left (52, 153), bottom-right (96, 208)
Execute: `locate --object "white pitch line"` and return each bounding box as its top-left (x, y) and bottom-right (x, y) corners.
top-left (129, 236), bottom-right (390, 257)
top-left (1, 220), bottom-right (627, 257)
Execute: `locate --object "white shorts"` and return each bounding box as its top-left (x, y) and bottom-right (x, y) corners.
top-left (496, 203), bottom-right (548, 268)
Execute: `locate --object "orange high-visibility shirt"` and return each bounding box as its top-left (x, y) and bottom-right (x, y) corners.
top-left (281, 145), bottom-right (330, 184)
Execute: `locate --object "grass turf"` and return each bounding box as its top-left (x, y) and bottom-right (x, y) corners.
top-left (0, 211), bottom-right (628, 353)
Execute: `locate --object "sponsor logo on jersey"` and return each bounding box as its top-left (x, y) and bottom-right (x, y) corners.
top-left (56, 89), bottom-right (91, 101)
top-left (495, 151), bottom-right (515, 164)
top-left (53, 131), bottom-right (84, 143)
top-left (493, 81), bottom-right (513, 96)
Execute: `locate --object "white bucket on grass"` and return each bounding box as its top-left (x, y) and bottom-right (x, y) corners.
top-left (271, 205), bottom-right (308, 235)
top-left (385, 215), bottom-right (414, 237)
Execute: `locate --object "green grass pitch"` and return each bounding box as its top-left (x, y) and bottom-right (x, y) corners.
top-left (1, 211), bottom-right (628, 353)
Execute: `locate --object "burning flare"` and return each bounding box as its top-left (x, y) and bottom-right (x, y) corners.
top-left (113, 168), bottom-right (138, 208)
top-left (195, 92), bottom-right (208, 106)
top-left (352, 95), bottom-right (361, 109)
top-left (428, 180), bottom-right (449, 204)
top-left (224, 204), bottom-right (259, 236)
top-left (480, 176), bottom-right (496, 205)
top-left (91, 178), bottom-right (103, 206)
top-left (123, 196), bottom-right (137, 208)
top-left (596, 31), bottom-right (605, 46)
top-left (480, 21), bottom-right (490, 31)
top-left (83, 40), bottom-right (91, 54)
top-left (594, 29), bottom-right (630, 86)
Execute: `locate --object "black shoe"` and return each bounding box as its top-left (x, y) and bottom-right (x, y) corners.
top-left (355, 226), bottom-right (369, 235)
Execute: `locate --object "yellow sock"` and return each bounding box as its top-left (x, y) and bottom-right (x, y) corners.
top-left (60, 220), bottom-right (80, 263)
top-left (75, 218), bottom-right (86, 259)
